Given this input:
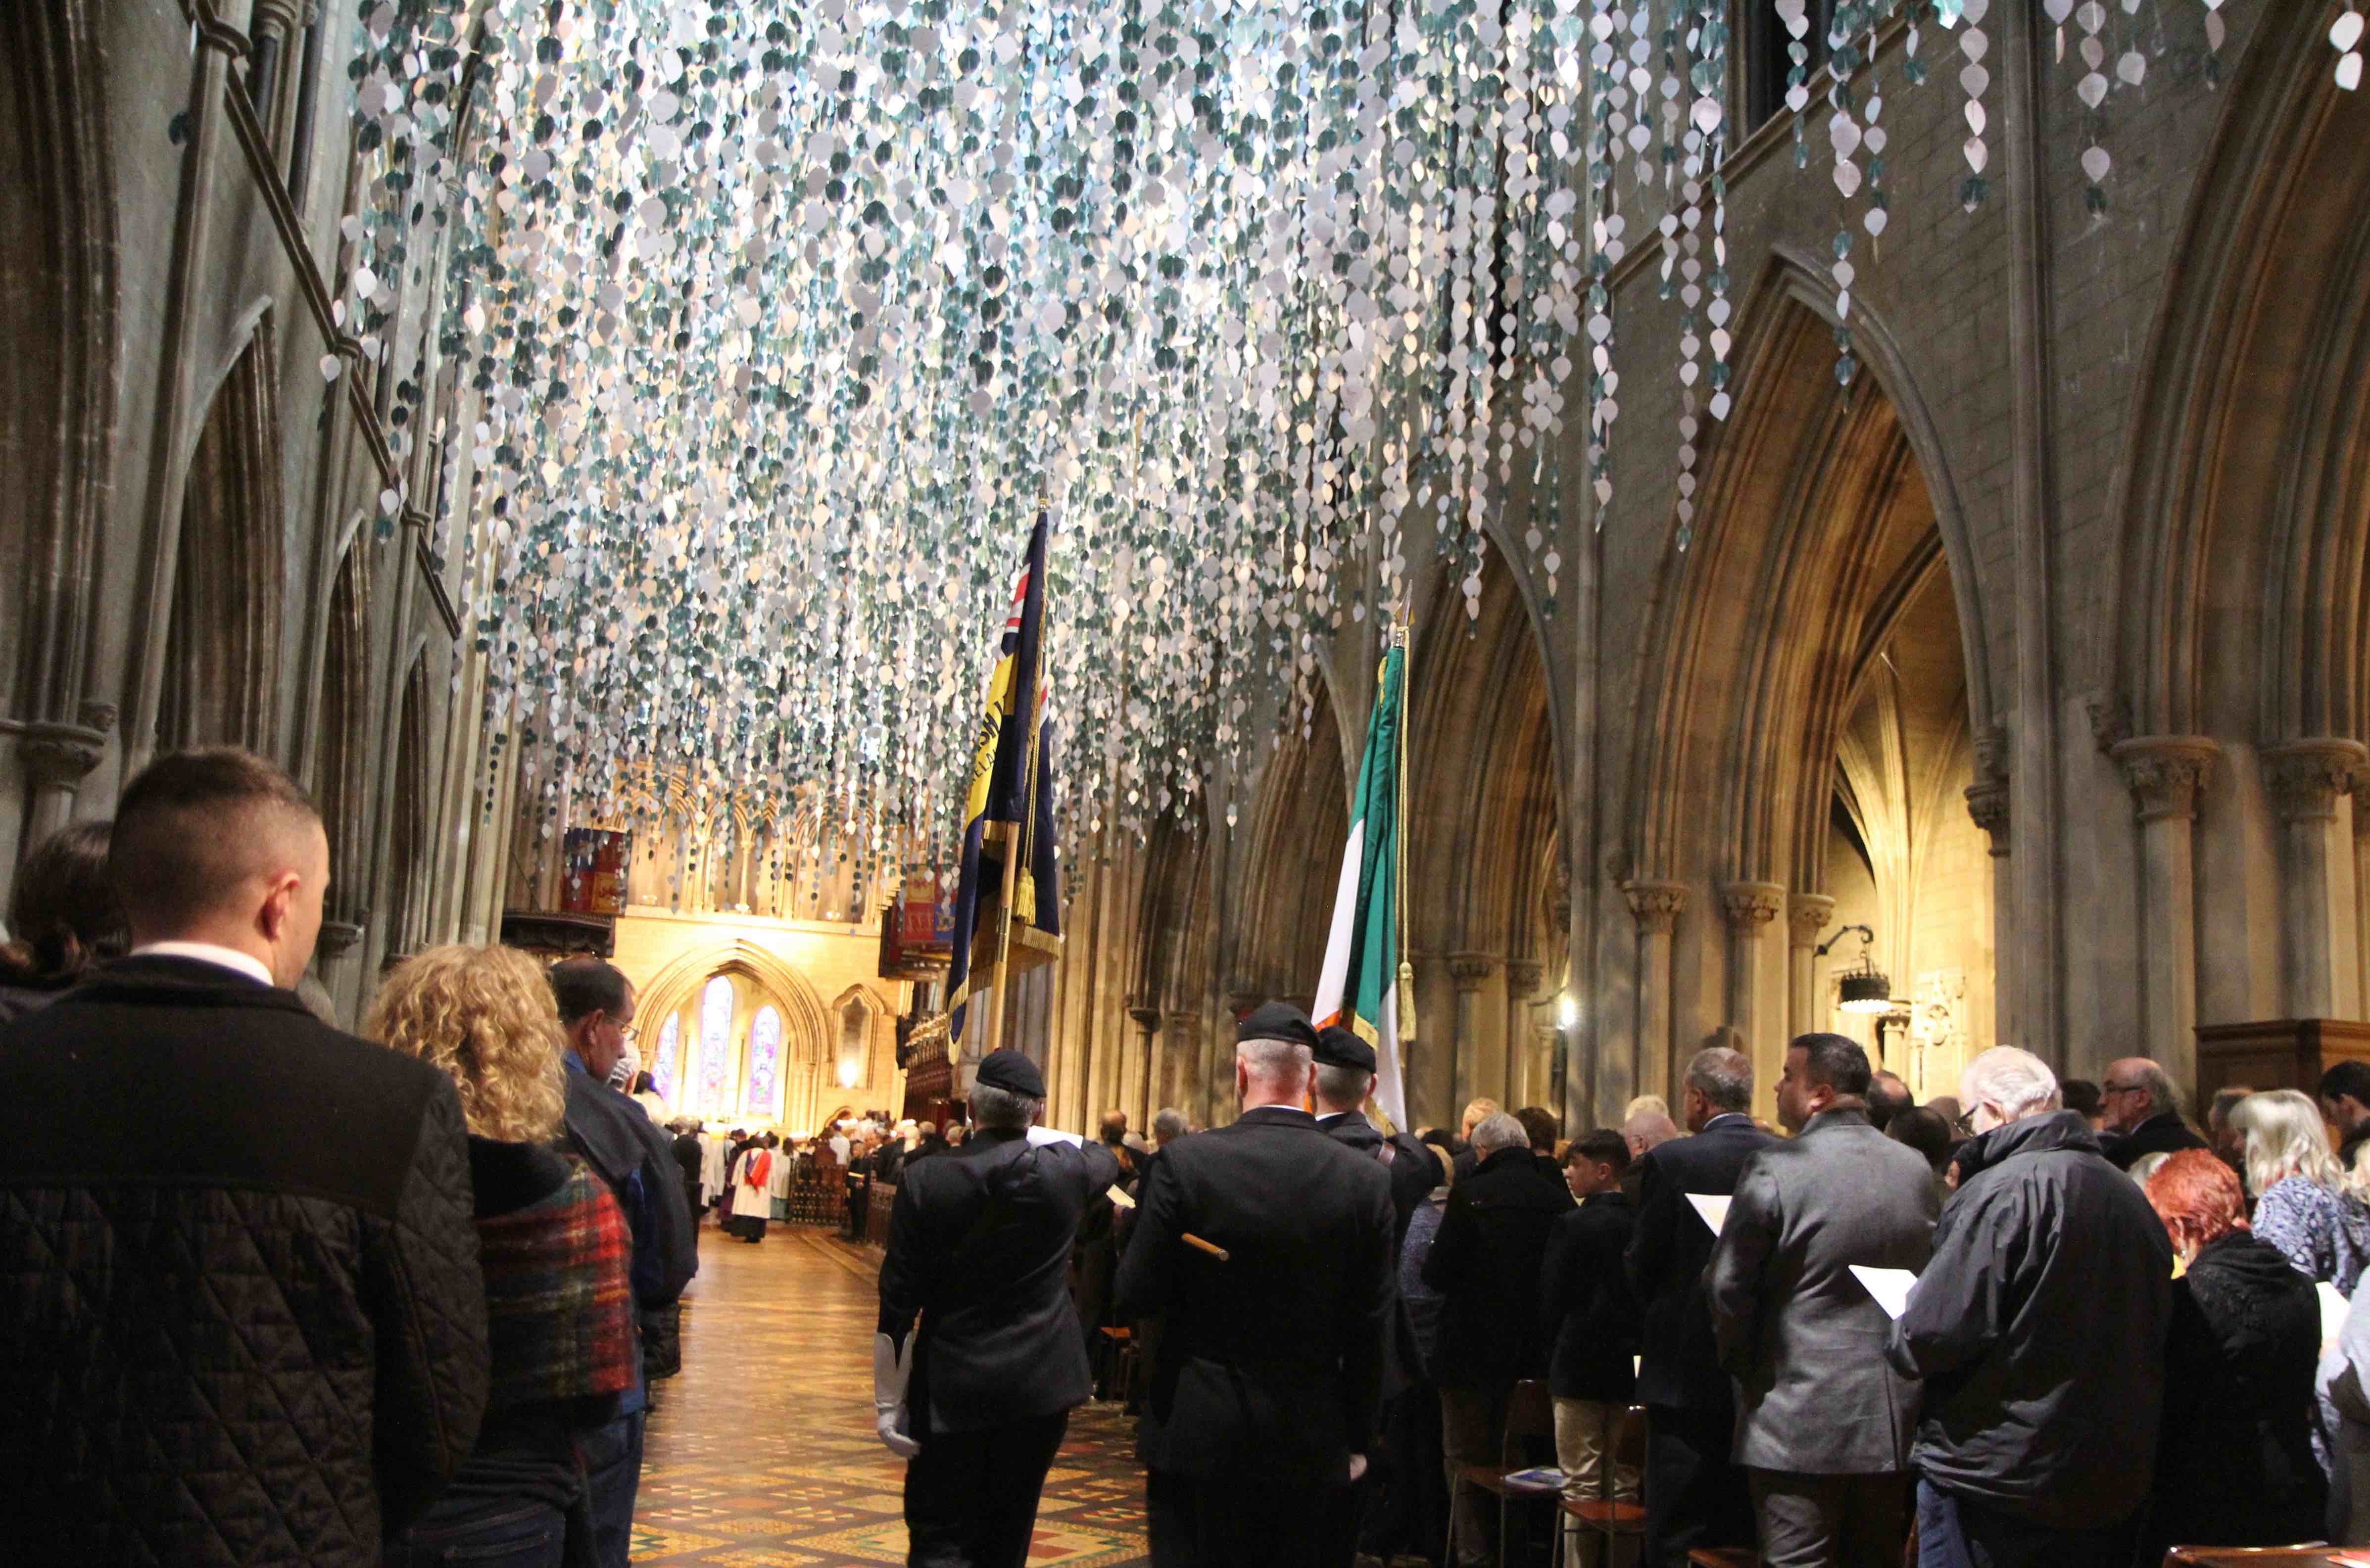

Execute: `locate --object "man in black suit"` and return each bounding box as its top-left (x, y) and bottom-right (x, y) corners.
top-left (876, 1048), bottom-right (1120, 1568)
top-left (551, 957), bottom-right (699, 1568)
top-left (1314, 1026), bottom-right (1437, 1233)
top-left (1117, 1003), bottom-right (1397, 1568)
top-left (2098, 1057), bottom-right (2208, 1171)
top-left (1625, 1040), bottom-right (1777, 1568)
top-left (673, 1119), bottom-right (707, 1234)
top-left (0, 748), bottom-right (488, 1567)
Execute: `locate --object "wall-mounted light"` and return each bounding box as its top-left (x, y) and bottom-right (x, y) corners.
top-left (838, 1059), bottom-right (860, 1088)
top-left (1557, 994), bottom-right (1578, 1031)
top-left (1815, 923), bottom-right (1893, 1014)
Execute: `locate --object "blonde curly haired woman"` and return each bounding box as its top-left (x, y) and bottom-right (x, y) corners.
top-left (367, 945), bottom-right (636, 1568)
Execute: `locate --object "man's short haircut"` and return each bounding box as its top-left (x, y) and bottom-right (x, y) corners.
top-left (1314, 1062), bottom-right (1373, 1110)
top-left (1961, 1046), bottom-right (2061, 1122)
top-left (1565, 1129), bottom-right (1631, 1174)
top-left (1888, 1106), bottom-right (1954, 1174)
top-left (1238, 1036), bottom-right (1313, 1082)
top-left (109, 749), bottom-right (321, 932)
top-left (1152, 1107), bottom-right (1188, 1140)
top-left (2059, 1079), bottom-right (2104, 1120)
top-left (970, 1082), bottom-right (1041, 1131)
top-left (2208, 1086), bottom-right (2250, 1126)
top-left (1866, 1071), bottom-right (1913, 1130)
top-left (1099, 1110), bottom-right (1129, 1145)
top-left (2321, 1061), bottom-right (2370, 1108)
top-left (1470, 1111), bottom-right (1528, 1155)
top-left (1791, 1033), bottom-right (1873, 1099)
top-left (547, 957), bottom-right (630, 1025)
top-left (1515, 1106), bottom-right (1560, 1151)
top-left (1461, 1097), bottom-right (1501, 1128)
top-left (1686, 1045), bottom-right (1753, 1113)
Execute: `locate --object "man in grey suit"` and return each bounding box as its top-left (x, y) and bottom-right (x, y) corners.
top-left (1708, 1034), bottom-right (1938, 1568)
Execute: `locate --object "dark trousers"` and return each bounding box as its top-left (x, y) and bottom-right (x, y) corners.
top-left (904, 1411), bottom-right (1068, 1568)
top-left (582, 1409), bottom-right (645, 1568)
top-left (1644, 1403), bottom-right (1754, 1568)
top-left (1915, 1479), bottom-right (2139, 1568)
top-left (1147, 1464), bottom-right (1335, 1568)
top-left (1748, 1469), bottom-right (1910, 1568)
top-left (385, 1498), bottom-right (567, 1568)
top-left (1379, 1382), bottom-right (1449, 1564)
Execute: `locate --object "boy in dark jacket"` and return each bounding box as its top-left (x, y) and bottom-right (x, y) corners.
top-left (1539, 1128), bottom-right (1642, 1560)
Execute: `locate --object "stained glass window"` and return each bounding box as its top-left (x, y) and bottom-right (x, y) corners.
top-left (743, 1006), bottom-right (783, 1120)
top-left (651, 1015), bottom-right (680, 1102)
top-left (697, 976), bottom-right (734, 1115)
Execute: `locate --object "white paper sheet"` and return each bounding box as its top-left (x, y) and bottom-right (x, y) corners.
top-left (1685, 1193), bottom-right (1732, 1235)
top-left (1850, 1265), bottom-right (1920, 1321)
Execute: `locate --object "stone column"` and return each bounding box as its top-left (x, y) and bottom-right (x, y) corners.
top-left (2111, 737), bottom-right (2219, 1092)
top-left (1162, 1012), bottom-right (1202, 1115)
top-left (1965, 730), bottom-right (2013, 1045)
top-left (248, 0), bottom-right (302, 124)
top-left (19, 720), bottom-right (109, 845)
top-left (2263, 740), bottom-right (2367, 1022)
top-left (1125, 1000), bottom-right (1161, 1127)
top-left (1504, 959), bottom-right (1545, 1106)
top-left (1622, 880), bottom-right (1688, 1105)
top-left (1721, 882), bottom-right (1786, 1069)
top-left (1448, 953), bottom-right (1498, 1112)
top-left (1787, 894), bottom-right (1836, 1038)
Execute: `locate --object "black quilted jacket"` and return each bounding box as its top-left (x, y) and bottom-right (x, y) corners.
top-left (0, 955), bottom-right (490, 1566)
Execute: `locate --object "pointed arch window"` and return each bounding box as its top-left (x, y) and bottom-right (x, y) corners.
top-left (743, 1006), bottom-right (784, 1119)
top-left (651, 1015), bottom-right (681, 1102)
top-left (837, 997), bottom-right (870, 1088)
top-left (697, 975), bottom-right (735, 1114)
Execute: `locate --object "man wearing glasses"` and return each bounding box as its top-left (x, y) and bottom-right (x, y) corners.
top-left (2096, 1057), bottom-right (2208, 1173)
top-left (552, 957), bottom-right (700, 1568)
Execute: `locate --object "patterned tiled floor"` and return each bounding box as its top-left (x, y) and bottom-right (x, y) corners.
top-left (637, 1223), bottom-right (1152, 1567)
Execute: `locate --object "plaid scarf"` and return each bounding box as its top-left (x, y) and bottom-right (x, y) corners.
top-left (476, 1157), bottom-right (637, 1413)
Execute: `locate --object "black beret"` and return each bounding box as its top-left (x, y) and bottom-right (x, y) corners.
top-left (975, 1047), bottom-right (1046, 1098)
top-left (1314, 1026), bottom-right (1376, 1074)
top-left (1236, 1001), bottom-right (1319, 1053)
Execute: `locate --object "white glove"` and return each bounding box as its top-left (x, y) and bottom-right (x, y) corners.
top-left (872, 1332), bottom-right (920, 1458)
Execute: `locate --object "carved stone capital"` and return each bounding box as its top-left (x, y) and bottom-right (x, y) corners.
top-left (1787, 893), bottom-right (1836, 950)
top-left (18, 723), bottom-right (108, 791)
top-left (1720, 881), bottom-right (1786, 936)
top-left (2111, 736), bottom-right (2221, 825)
top-left (1622, 878), bottom-right (1688, 936)
top-left (251, 0), bottom-right (303, 36)
top-left (1165, 1011), bottom-right (1202, 1034)
top-left (76, 702), bottom-right (118, 735)
top-left (2262, 739), bottom-right (2369, 824)
top-left (1505, 959), bottom-right (1545, 997)
top-left (1448, 952), bottom-right (1499, 993)
top-left (317, 920), bottom-right (365, 958)
top-left (1965, 779), bottom-right (2011, 851)
top-left (1127, 1004), bottom-right (1162, 1034)
top-left (1225, 990), bottom-right (1265, 1019)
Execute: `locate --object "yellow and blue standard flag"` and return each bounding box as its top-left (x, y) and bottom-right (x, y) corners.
top-left (946, 511), bottom-right (1062, 1046)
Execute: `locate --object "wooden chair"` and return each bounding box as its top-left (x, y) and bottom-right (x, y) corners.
top-left (1446, 1378), bottom-right (1560, 1568)
top-left (1556, 1404), bottom-right (1648, 1568)
top-left (1093, 1325), bottom-right (1137, 1403)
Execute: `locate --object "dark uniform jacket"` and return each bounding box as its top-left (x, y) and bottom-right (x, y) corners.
top-left (1321, 1109), bottom-right (1437, 1238)
top-left (1116, 1105), bottom-right (1396, 1485)
top-left (1886, 1110), bottom-right (2172, 1528)
top-left (0, 955), bottom-right (490, 1567)
top-left (878, 1129), bottom-right (1120, 1433)
top-left (1625, 1112), bottom-right (1777, 1410)
top-left (1422, 1145), bottom-right (1574, 1390)
top-left (2103, 1109), bottom-right (2210, 1171)
top-left (1707, 1108), bottom-right (1937, 1473)
top-left (1539, 1189), bottom-right (1641, 1403)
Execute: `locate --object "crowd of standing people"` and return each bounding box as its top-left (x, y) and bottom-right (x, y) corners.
top-left (0, 748), bottom-right (696, 1567)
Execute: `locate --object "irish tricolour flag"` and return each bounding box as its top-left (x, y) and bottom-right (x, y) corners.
top-left (1312, 634), bottom-right (1410, 1132)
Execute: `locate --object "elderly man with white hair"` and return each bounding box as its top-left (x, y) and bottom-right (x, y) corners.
top-left (1886, 1046), bottom-right (2173, 1568)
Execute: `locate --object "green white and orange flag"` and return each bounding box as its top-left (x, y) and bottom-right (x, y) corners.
top-left (1312, 632), bottom-right (1411, 1132)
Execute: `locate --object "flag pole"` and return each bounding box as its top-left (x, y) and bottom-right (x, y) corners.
top-left (1394, 618), bottom-right (1415, 1046)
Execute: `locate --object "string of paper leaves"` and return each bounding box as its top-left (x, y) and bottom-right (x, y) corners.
top-left (329, 0), bottom-right (2311, 893)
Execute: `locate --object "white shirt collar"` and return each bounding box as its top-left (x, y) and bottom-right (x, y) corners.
top-left (1314, 1110), bottom-right (1347, 1125)
top-left (131, 941), bottom-right (275, 988)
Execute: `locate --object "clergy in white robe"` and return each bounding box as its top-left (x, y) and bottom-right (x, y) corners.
top-left (728, 1138), bottom-right (776, 1242)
